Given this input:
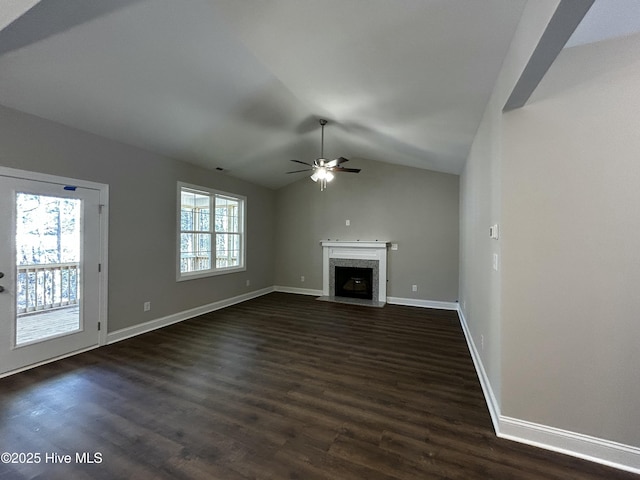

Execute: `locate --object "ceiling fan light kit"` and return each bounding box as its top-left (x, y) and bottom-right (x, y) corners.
top-left (287, 119), bottom-right (361, 191)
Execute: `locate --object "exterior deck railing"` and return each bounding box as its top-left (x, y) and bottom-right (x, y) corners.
top-left (181, 255), bottom-right (239, 273)
top-left (16, 262), bottom-right (80, 316)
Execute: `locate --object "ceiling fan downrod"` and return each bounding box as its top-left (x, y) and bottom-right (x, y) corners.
top-left (319, 118), bottom-right (327, 160)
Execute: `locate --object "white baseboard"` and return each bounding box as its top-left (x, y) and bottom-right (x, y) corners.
top-left (456, 306), bottom-right (640, 475)
top-left (387, 296), bottom-right (458, 310)
top-left (273, 285), bottom-right (323, 296)
top-left (107, 287), bottom-right (274, 344)
top-left (499, 416), bottom-right (640, 474)
top-left (456, 307), bottom-right (501, 432)
top-left (272, 289), bottom-right (460, 311)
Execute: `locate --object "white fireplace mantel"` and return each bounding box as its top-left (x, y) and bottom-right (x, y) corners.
top-left (321, 241), bottom-right (389, 249)
top-left (321, 240), bottom-right (390, 302)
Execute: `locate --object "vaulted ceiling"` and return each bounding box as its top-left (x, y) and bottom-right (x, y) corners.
top-left (0, 1), bottom-right (636, 189)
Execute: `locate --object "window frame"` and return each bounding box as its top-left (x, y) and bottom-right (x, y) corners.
top-left (176, 181), bottom-right (246, 281)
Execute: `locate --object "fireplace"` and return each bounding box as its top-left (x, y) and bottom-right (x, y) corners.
top-left (335, 266), bottom-right (373, 300)
top-left (329, 257), bottom-right (380, 301)
top-left (321, 240), bottom-right (389, 305)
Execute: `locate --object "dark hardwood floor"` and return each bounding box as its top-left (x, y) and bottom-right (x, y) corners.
top-left (0, 292), bottom-right (636, 479)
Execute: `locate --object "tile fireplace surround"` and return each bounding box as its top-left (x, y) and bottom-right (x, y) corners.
top-left (321, 241), bottom-right (390, 304)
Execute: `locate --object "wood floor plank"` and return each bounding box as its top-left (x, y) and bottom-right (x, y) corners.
top-left (0, 292), bottom-right (637, 479)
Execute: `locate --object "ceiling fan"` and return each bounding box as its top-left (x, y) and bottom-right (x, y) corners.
top-left (286, 119), bottom-right (361, 191)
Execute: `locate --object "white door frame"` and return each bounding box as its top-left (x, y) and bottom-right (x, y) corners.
top-left (0, 166), bottom-right (109, 367)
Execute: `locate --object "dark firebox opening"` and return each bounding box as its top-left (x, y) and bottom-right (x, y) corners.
top-left (335, 266), bottom-right (373, 300)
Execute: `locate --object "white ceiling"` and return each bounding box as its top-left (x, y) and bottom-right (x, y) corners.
top-left (1, 0), bottom-right (530, 189)
top-left (0, 0), bottom-right (40, 31)
top-left (566, 0), bottom-right (640, 48)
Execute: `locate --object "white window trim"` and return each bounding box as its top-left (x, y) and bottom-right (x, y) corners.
top-left (176, 181), bottom-right (246, 281)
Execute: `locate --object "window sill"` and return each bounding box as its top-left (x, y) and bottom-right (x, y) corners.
top-left (177, 265), bottom-right (246, 282)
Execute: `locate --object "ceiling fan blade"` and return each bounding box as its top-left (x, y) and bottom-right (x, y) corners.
top-left (325, 156), bottom-right (349, 168)
top-left (286, 169), bottom-right (313, 174)
top-left (331, 167), bottom-right (361, 173)
top-left (290, 159), bottom-right (313, 167)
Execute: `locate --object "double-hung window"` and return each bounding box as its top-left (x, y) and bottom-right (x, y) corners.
top-left (178, 182), bottom-right (245, 280)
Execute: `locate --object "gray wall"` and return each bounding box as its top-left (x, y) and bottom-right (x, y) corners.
top-left (461, 0), bottom-right (640, 451)
top-left (275, 158), bottom-right (459, 302)
top-left (0, 104), bottom-right (276, 333)
top-left (459, 105), bottom-right (503, 403)
top-left (459, 0), bottom-right (559, 408)
top-left (501, 33), bottom-right (640, 446)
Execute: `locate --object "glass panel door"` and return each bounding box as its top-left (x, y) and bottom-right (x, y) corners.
top-left (15, 193), bottom-right (82, 346)
top-left (0, 174), bottom-right (101, 376)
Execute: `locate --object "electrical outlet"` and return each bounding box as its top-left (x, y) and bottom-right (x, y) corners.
top-left (493, 253), bottom-right (499, 271)
top-left (481, 334), bottom-right (484, 350)
top-left (300, 276), bottom-right (305, 282)
top-left (412, 284), bottom-right (418, 292)
top-left (246, 279), bottom-right (251, 287)
top-left (345, 219), bottom-right (350, 226)
top-left (143, 301), bottom-right (151, 312)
